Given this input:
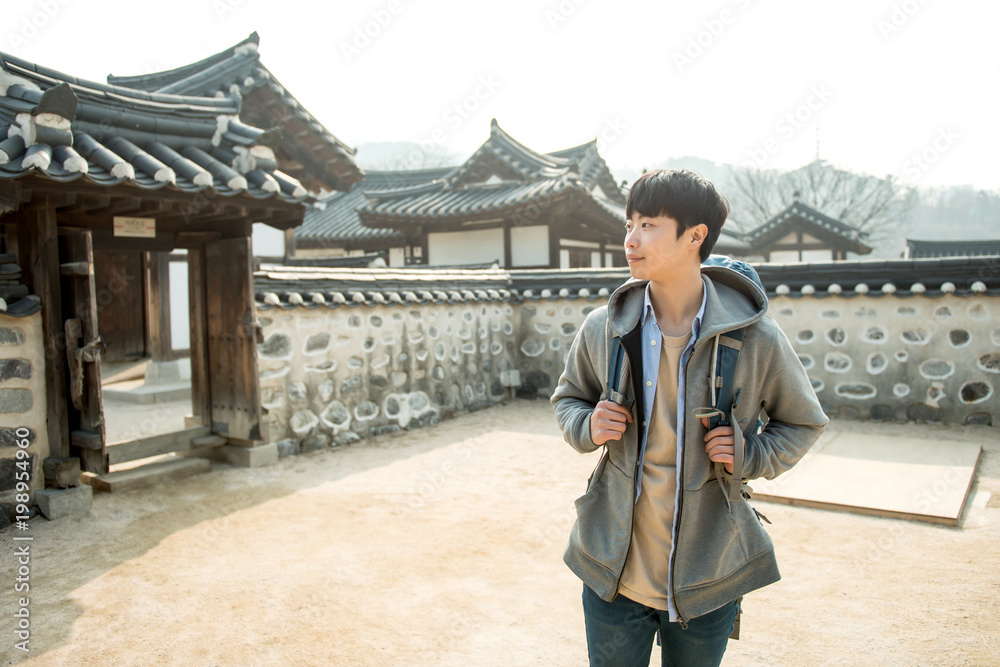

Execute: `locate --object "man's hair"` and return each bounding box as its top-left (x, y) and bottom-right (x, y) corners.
top-left (625, 169), bottom-right (730, 262)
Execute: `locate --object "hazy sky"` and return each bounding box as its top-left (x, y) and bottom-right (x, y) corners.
top-left (5, 0), bottom-right (998, 190)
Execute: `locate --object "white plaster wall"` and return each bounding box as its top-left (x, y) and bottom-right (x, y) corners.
top-left (510, 225), bottom-right (548, 267)
top-left (428, 228), bottom-right (503, 266)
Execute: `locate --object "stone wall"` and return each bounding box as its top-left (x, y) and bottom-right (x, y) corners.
top-left (771, 292), bottom-right (998, 425)
top-left (257, 299), bottom-right (519, 452)
top-left (0, 311), bottom-right (49, 505)
top-left (254, 259), bottom-right (1000, 455)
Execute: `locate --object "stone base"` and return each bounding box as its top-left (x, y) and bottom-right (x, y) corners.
top-left (221, 443), bottom-right (278, 468)
top-left (36, 485), bottom-right (92, 520)
top-left (43, 457), bottom-right (81, 489)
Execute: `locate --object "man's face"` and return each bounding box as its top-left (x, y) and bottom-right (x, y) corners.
top-left (624, 213), bottom-right (697, 281)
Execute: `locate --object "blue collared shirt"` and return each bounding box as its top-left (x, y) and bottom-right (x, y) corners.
top-left (636, 278), bottom-right (707, 621)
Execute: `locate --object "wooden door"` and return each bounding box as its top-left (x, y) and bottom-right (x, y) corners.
top-left (203, 236), bottom-right (264, 442)
top-left (60, 229), bottom-right (107, 473)
top-left (92, 249), bottom-right (145, 362)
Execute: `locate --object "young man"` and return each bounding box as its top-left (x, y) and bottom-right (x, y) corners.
top-left (551, 169), bottom-right (828, 666)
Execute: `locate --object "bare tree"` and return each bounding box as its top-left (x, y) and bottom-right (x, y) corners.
top-left (723, 160), bottom-right (916, 247)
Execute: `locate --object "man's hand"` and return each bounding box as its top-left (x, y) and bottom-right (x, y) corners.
top-left (701, 417), bottom-right (739, 474)
top-left (590, 400), bottom-right (633, 446)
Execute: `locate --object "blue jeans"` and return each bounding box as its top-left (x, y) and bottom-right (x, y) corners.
top-left (582, 585), bottom-right (739, 667)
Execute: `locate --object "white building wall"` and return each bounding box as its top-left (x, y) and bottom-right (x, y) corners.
top-left (511, 225), bottom-right (549, 267)
top-left (428, 228), bottom-right (504, 266)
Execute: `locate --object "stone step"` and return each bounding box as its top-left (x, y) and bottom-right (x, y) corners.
top-left (84, 456), bottom-right (211, 493)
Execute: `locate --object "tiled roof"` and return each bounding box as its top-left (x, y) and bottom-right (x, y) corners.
top-left (253, 257), bottom-right (999, 309)
top-left (744, 200), bottom-right (872, 254)
top-left (357, 119), bottom-right (626, 232)
top-left (254, 265), bottom-right (512, 309)
top-left (297, 169), bottom-right (451, 246)
top-left (0, 52), bottom-right (308, 203)
top-left (107, 32), bottom-right (362, 194)
top-left (905, 239), bottom-right (1000, 258)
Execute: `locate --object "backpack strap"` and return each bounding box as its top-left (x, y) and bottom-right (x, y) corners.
top-left (606, 336), bottom-right (633, 409)
top-left (691, 328), bottom-right (747, 506)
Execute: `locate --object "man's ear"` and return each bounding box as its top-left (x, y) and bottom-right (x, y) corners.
top-left (689, 224), bottom-right (708, 251)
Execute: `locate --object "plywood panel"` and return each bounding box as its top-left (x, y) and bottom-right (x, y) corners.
top-left (752, 432), bottom-right (981, 525)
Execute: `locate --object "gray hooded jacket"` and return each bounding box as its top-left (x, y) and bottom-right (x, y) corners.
top-left (551, 265), bottom-right (829, 622)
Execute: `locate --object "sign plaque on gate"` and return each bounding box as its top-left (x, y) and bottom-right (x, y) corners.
top-left (113, 216), bottom-right (156, 238)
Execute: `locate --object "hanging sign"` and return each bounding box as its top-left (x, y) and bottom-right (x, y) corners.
top-left (113, 216), bottom-right (156, 238)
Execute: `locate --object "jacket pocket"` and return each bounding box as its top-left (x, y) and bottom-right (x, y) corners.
top-left (572, 461), bottom-right (633, 572)
top-left (674, 485), bottom-right (748, 589)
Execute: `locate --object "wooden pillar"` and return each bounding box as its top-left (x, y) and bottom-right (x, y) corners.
top-left (187, 245), bottom-right (211, 425)
top-left (17, 198), bottom-right (70, 460)
top-left (144, 250), bottom-right (172, 361)
top-left (503, 224), bottom-right (512, 269)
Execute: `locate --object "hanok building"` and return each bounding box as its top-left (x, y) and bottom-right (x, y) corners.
top-left (0, 42), bottom-right (356, 510)
top-left (730, 199), bottom-right (873, 262)
top-left (904, 239), bottom-right (1000, 259)
top-left (292, 119), bottom-right (629, 269)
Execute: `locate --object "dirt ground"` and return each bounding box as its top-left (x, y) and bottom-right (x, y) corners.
top-left (3, 400), bottom-right (999, 666)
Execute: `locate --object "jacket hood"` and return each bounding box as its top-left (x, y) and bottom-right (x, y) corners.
top-left (606, 265), bottom-right (769, 340)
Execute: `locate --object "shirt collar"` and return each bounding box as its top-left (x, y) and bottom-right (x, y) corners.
top-left (641, 278), bottom-right (707, 338)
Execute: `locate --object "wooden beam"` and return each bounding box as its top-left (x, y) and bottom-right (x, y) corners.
top-left (17, 198), bottom-right (70, 460)
top-left (106, 425), bottom-right (211, 464)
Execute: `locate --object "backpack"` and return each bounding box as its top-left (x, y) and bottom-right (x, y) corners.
top-left (605, 255), bottom-right (766, 509)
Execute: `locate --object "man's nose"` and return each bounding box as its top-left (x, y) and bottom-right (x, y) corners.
top-left (624, 228), bottom-right (637, 248)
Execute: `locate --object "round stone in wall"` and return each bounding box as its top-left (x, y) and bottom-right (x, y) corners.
top-left (919, 359), bottom-right (955, 380)
top-left (824, 352), bottom-right (853, 373)
top-left (797, 354), bottom-right (814, 370)
top-left (900, 329), bottom-right (930, 345)
top-left (866, 352), bottom-right (888, 375)
top-left (521, 339), bottom-right (546, 357)
top-left (826, 327), bottom-right (847, 346)
top-left (355, 401), bottom-right (379, 420)
top-left (562, 322), bottom-right (578, 337)
top-left (893, 383), bottom-right (910, 398)
top-left (861, 326), bottom-right (888, 344)
top-left (835, 383), bottom-right (877, 399)
top-left (978, 354), bottom-right (1000, 374)
top-left (948, 329), bottom-right (971, 348)
top-left (796, 330), bottom-right (815, 344)
top-left (968, 304), bottom-right (988, 321)
top-left (959, 381), bottom-right (993, 405)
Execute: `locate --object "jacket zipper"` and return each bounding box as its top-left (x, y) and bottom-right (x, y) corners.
top-left (611, 345), bottom-right (639, 600)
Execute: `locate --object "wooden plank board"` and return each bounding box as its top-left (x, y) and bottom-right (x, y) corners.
top-left (106, 425), bottom-right (211, 465)
top-left (204, 235), bottom-right (264, 441)
top-left (752, 432), bottom-right (982, 526)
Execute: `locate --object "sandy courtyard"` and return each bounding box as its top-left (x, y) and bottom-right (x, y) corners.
top-left (3, 400), bottom-right (999, 666)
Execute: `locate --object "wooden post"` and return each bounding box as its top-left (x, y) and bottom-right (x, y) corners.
top-left (61, 229), bottom-right (107, 473)
top-left (503, 224), bottom-right (512, 269)
top-left (187, 245), bottom-right (211, 425)
top-left (144, 250), bottom-right (172, 361)
top-left (17, 198), bottom-right (70, 460)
